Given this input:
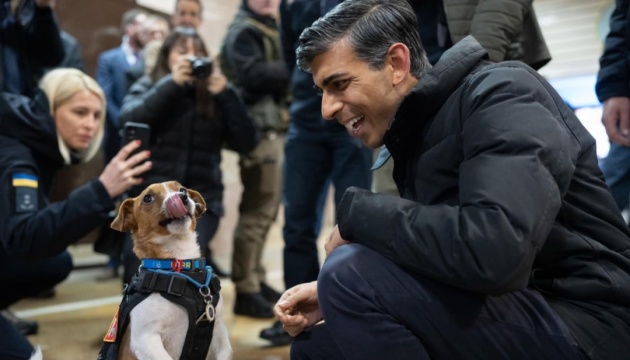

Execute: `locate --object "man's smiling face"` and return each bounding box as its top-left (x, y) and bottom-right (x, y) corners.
top-left (311, 39), bottom-right (402, 149)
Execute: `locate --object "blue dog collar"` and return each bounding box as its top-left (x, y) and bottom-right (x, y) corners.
top-left (141, 258), bottom-right (206, 272)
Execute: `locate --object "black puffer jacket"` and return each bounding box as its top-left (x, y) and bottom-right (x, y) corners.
top-left (0, 90), bottom-right (114, 259)
top-left (221, 7), bottom-right (289, 106)
top-left (337, 37), bottom-right (630, 359)
top-left (119, 75), bottom-right (258, 214)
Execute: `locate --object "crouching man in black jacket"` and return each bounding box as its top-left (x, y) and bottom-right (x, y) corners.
top-left (273, 1), bottom-right (630, 359)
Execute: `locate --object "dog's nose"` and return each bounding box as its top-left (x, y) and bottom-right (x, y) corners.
top-left (179, 192), bottom-right (189, 205)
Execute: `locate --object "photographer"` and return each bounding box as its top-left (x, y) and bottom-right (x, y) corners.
top-left (119, 27), bottom-right (259, 285)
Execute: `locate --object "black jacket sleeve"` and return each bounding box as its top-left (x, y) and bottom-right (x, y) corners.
top-left (119, 75), bottom-right (188, 128)
top-left (224, 27), bottom-right (289, 98)
top-left (596, 0), bottom-right (630, 102)
top-left (23, 5), bottom-right (65, 67)
top-left (215, 85), bottom-right (259, 153)
top-left (0, 166), bottom-right (114, 260)
top-left (337, 67), bottom-right (571, 296)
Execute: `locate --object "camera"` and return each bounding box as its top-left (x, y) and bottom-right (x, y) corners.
top-left (189, 57), bottom-right (213, 79)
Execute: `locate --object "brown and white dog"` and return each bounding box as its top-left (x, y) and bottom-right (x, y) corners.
top-left (102, 181), bottom-right (232, 360)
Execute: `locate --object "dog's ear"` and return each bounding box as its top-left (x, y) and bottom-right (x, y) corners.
top-left (111, 198), bottom-right (136, 232)
top-left (188, 189), bottom-right (206, 218)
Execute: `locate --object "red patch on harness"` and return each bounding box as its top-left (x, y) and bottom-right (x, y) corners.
top-left (103, 309), bottom-right (119, 343)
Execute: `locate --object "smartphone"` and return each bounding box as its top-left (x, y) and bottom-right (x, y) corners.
top-left (122, 122), bottom-right (151, 159)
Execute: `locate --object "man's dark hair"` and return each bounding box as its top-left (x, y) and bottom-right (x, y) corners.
top-left (296, 0), bottom-right (429, 78)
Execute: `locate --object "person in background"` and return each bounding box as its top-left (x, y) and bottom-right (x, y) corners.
top-left (171, 0), bottom-right (202, 29)
top-left (140, 14), bottom-right (170, 43)
top-left (274, 1), bottom-right (630, 359)
top-left (596, 0), bottom-right (630, 219)
top-left (258, 0), bottom-right (373, 345)
top-left (0, 0), bottom-right (64, 96)
top-left (0, 68), bottom-right (151, 359)
top-left (125, 14), bottom-right (171, 91)
top-left (220, 0), bottom-right (290, 319)
top-left (96, 8), bottom-right (147, 164)
top-left (119, 27), bottom-right (258, 286)
top-left (94, 8), bottom-right (147, 280)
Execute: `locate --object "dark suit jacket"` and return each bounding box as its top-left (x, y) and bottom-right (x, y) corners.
top-left (96, 47), bottom-right (131, 127)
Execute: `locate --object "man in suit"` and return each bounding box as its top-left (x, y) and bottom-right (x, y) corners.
top-left (96, 8), bottom-right (146, 163)
top-left (95, 8), bottom-right (146, 280)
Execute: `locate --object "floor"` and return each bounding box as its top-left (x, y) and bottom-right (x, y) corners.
top-left (11, 151), bottom-right (334, 360)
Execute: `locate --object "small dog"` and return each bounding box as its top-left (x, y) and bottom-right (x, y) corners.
top-left (98, 181), bottom-right (232, 360)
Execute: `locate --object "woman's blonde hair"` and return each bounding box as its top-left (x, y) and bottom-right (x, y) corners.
top-left (39, 68), bottom-right (106, 165)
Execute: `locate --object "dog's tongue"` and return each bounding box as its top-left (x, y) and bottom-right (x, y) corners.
top-left (165, 195), bottom-right (187, 218)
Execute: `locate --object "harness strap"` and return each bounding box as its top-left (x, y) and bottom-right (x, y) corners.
top-left (97, 287), bottom-right (149, 359)
top-left (136, 271), bottom-right (189, 296)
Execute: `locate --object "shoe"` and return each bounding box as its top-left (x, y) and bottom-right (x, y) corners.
top-left (234, 293), bottom-right (274, 319)
top-left (260, 282), bottom-right (282, 304)
top-left (0, 309), bottom-right (38, 336)
top-left (207, 258), bottom-right (230, 278)
top-left (96, 266), bottom-right (120, 282)
top-left (31, 288), bottom-right (55, 299)
top-left (260, 320), bottom-right (293, 346)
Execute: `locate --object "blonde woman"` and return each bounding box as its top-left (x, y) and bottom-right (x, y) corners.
top-left (0, 68), bottom-right (151, 358)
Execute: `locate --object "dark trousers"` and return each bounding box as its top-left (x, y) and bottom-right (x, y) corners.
top-left (0, 251), bottom-right (73, 359)
top-left (122, 213), bottom-right (220, 285)
top-left (601, 143), bottom-right (630, 212)
top-left (282, 126), bottom-right (372, 289)
top-left (291, 244), bottom-right (587, 360)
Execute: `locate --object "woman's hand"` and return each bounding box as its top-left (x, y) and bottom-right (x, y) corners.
top-left (207, 66), bottom-right (228, 95)
top-left (99, 140), bottom-right (152, 198)
top-left (171, 57), bottom-right (194, 86)
top-left (274, 281), bottom-right (322, 337)
top-left (324, 225), bottom-right (350, 256)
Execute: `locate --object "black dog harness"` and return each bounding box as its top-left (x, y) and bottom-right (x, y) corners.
top-left (98, 259), bottom-right (221, 360)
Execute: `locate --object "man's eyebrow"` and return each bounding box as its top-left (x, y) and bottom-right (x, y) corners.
top-left (321, 73), bottom-right (347, 88)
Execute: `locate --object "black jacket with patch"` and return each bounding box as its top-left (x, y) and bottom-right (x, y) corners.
top-left (0, 90), bottom-right (114, 259)
top-left (337, 37), bottom-right (630, 359)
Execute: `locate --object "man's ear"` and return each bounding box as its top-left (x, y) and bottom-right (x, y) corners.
top-left (111, 199), bottom-right (136, 232)
top-left (386, 43), bottom-right (411, 86)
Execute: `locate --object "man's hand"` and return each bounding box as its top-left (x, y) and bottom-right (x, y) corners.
top-left (324, 225), bottom-right (350, 256)
top-left (602, 97), bottom-right (630, 146)
top-left (274, 281), bottom-right (321, 337)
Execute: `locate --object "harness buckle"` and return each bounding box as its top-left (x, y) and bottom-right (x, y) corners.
top-left (166, 276), bottom-right (184, 297)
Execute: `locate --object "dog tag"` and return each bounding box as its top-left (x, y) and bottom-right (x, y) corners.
top-left (196, 303), bottom-right (215, 324)
top-left (205, 303), bottom-right (215, 322)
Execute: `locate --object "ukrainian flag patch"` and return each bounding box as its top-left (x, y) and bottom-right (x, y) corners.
top-left (12, 173), bottom-right (38, 188)
top-left (13, 173), bottom-right (38, 213)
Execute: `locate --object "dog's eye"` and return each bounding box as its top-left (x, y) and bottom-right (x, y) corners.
top-left (143, 194), bottom-right (154, 204)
